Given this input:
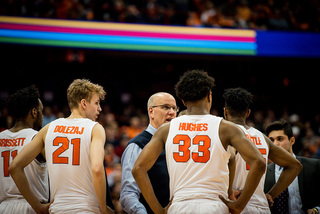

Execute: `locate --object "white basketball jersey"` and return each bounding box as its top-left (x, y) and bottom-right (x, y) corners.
top-left (45, 118), bottom-right (100, 213)
top-left (0, 128), bottom-right (49, 203)
top-left (233, 125), bottom-right (269, 209)
top-left (166, 115), bottom-right (230, 201)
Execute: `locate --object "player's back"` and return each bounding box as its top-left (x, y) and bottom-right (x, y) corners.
top-left (165, 114), bottom-right (230, 201)
top-left (0, 128), bottom-right (49, 213)
top-left (45, 118), bottom-right (100, 213)
top-left (234, 125), bottom-right (269, 211)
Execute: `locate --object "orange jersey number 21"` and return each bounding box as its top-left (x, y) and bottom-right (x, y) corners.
top-left (52, 137), bottom-right (80, 165)
top-left (173, 134), bottom-right (211, 163)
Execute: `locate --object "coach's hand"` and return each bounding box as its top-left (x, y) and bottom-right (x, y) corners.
top-left (219, 195), bottom-right (243, 214)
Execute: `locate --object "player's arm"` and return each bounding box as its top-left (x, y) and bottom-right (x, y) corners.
top-left (90, 123), bottom-right (114, 214)
top-left (9, 124), bottom-right (51, 213)
top-left (219, 120), bottom-right (266, 213)
top-left (227, 146), bottom-right (237, 201)
top-left (132, 123), bottom-right (170, 214)
top-left (264, 135), bottom-right (302, 200)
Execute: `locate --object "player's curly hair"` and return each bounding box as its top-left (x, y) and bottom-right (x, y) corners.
top-left (6, 85), bottom-right (40, 119)
top-left (175, 70), bottom-right (215, 102)
top-left (223, 87), bottom-right (253, 115)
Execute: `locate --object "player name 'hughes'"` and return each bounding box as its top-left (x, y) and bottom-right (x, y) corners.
top-left (179, 122), bottom-right (208, 131)
top-left (0, 138), bottom-right (25, 147)
top-left (54, 125), bottom-right (84, 135)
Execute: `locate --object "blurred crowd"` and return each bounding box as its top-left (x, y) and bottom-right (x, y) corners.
top-left (1, 1), bottom-right (320, 212)
top-left (1, 99), bottom-right (320, 213)
top-left (1, 0), bottom-right (320, 31)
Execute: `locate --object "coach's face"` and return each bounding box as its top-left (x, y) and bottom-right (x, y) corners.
top-left (149, 94), bottom-right (177, 129)
top-left (268, 130), bottom-right (295, 155)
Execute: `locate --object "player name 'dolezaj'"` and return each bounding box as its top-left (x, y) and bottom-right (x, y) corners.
top-left (54, 125), bottom-right (84, 135)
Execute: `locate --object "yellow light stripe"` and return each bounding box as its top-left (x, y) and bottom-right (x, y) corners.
top-left (0, 16), bottom-right (255, 37)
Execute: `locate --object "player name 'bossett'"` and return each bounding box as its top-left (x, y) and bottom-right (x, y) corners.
top-left (179, 123), bottom-right (208, 131)
top-left (0, 138), bottom-right (25, 147)
top-left (54, 125), bottom-right (84, 135)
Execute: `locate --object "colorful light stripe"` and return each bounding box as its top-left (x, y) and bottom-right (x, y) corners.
top-left (0, 29), bottom-right (256, 50)
top-left (0, 23), bottom-right (255, 42)
top-left (0, 16), bottom-right (256, 55)
top-left (0, 16), bottom-right (255, 36)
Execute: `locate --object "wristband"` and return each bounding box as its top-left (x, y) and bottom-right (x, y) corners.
top-left (313, 208), bottom-right (319, 214)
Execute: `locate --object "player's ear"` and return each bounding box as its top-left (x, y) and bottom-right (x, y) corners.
top-left (31, 108), bottom-right (37, 118)
top-left (223, 107), bottom-right (227, 119)
top-left (207, 91), bottom-right (212, 103)
top-left (246, 109), bottom-right (251, 118)
top-left (80, 99), bottom-right (87, 109)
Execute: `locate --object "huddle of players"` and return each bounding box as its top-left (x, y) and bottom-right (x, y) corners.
top-left (0, 70), bottom-right (316, 214)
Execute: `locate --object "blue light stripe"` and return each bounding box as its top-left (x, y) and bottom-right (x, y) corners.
top-left (0, 29), bottom-right (256, 50)
top-left (256, 31), bottom-right (320, 57)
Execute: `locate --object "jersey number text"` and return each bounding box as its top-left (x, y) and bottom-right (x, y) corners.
top-left (1, 150), bottom-right (18, 177)
top-left (52, 137), bottom-right (80, 165)
top-left (173, 134), bottom-right (211, 163)
top-left (246, 148), bottom-right (267, 170)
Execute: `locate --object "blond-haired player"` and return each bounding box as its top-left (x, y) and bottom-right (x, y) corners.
top-left (9, 79), bottom-right (114, 214)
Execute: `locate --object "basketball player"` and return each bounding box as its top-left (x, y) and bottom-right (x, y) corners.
top-left (0, 85), bottom-right (49, 214)
top-left (9, 79), bottom-right (114, 213)
top-left (132, 70), bottom-right (266, 214)
top-left (223, 88), bottom-right (302, 214)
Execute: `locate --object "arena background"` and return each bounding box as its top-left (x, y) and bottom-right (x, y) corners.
top-left (0, 42), bottom-right (319, 118)
top-left (1, 3), bottom-right (320, 211)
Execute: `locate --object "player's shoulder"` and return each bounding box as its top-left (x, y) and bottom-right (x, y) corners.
top-left (219, 119), bottom-right (240, 138)
top-left (158, 122), bottom-right (171, 133)
top-left (93, 121), bottom-right (103, 128)
top-left (247, 126), bottom-right (266, 138)
top-left (92, 122), bottom-right (104, 133)
top-left (25, 128), bottom-right (38, 135)
top-left (0, 128), bottom-right (38, 139)
top-left (250, 126), bottom-right (265, 135)
top-left (0, 129), bottom-right (10, 136)
top-left (220, 119), bottom-right (240, 131)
